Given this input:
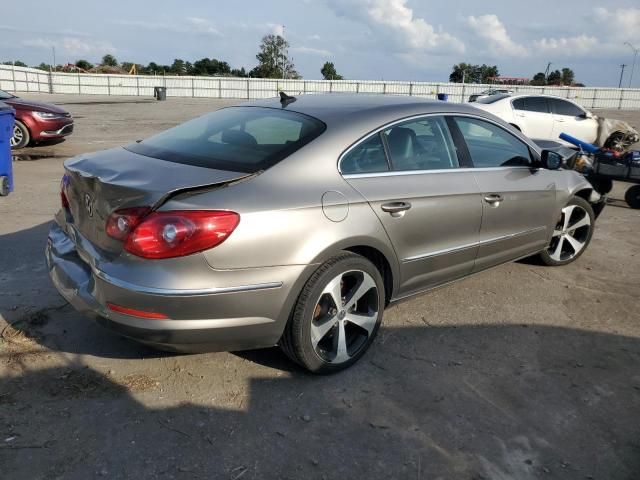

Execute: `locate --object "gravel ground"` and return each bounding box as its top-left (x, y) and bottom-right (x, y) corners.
top-left (1, 94), bottom-right (639, 480)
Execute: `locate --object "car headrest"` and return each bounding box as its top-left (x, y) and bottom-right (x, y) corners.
top-left (387, 127), bottom-right (416, 159)
top-left (221, 129), bottom-right (258, 147)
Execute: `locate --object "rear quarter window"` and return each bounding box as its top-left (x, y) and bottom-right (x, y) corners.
top-left (125, 107), bottom-right (326, 173)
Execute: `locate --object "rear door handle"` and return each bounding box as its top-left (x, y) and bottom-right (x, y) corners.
top-left (381, 201), bottom-right (412, 217)
top-left (483, 194), bottom-right (504, 206)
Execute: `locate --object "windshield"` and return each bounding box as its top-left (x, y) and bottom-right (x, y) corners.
top-left (0, 90), bottom-right (16, 100)
top-left (125, 106), bottom-right (326, 173)
top-left (476, 93), bottom-right (511, 104)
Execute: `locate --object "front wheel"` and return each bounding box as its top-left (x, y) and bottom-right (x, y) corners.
top-left (538, 196), bottom-right (594, 266)
top-left (280, 252), bottom-right (384, 374)
top-left (10, 120), bottom-right (30, 149)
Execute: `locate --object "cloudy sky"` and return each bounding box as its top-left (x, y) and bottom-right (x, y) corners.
top-left (1, 0), bottom-right (639, 87)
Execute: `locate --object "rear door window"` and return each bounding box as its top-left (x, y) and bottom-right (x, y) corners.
top-left (382, 116), bottom-right (459, 171)
top-left (453, 117), bottom-right (532, 167)
top-left (125, 107), bottom-right (326, 173)
top-left (549, 99), bottom-right (584, 117)
top-left (512, 97), bottom-right (549, 113)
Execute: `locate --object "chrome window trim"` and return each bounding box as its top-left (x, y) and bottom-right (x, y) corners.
top-left (402, 226), bottom-right (547, 263)
top-left (94, 269), bottom-right (283, 297)
top-left (343, 166), bottom-right (532, 179)
top-left (338, 112), bottom-right (541, 176)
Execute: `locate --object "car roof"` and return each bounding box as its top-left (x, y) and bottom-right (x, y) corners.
top-left (506, 93), bottom-right (581, 102)
top-left (239, 94), bottom-right (487, 126)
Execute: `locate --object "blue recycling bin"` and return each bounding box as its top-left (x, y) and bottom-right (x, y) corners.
top-left (0, 101), bottom-right (15, 196)
top-left (437, 93), bottom-right (449, 101)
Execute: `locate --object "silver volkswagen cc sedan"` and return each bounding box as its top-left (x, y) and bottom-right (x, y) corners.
top-left (47, 94), bottom-right (603, 373)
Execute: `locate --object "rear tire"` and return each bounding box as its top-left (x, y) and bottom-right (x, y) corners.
top-left (625, 185), bottom-right (640, 209)
top-left (281, 252), bottom-right (384, 374)
top-left (538, 196), bottom-right (594, 266)
top-left (10, 120), bottom-right (30, 149)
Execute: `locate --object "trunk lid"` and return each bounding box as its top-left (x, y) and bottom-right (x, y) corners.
top-left (63, 147), bottom-right (250, 253)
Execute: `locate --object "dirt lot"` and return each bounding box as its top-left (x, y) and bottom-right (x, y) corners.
top-left (1, 94), bottom-right (639, 480)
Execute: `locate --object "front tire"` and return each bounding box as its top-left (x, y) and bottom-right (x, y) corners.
top-left (10, 120), bottom-right (30, 149)
top-left (538, 196), bottom-right (594, 266)
top-left (281, 252), bottom-right (384, 374)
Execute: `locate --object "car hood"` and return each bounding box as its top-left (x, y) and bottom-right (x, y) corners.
top-left (4, 97), bottom-right (69, 115)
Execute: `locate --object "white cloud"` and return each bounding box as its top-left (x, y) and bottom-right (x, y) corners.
top-left (116, 18), bottom-right (221, 37)
top-left (22, 37), bottom-right (116, 56)
top-left (291, 46), bottom-right (332, 57)
top-left (326, 0), bottom-right (464, 54)
top-left (185, 17), bottom-right (221, 36)
top-left (594, 7), bottom-right (640, 42)
top-left (273, 24), bottom-right (285, 37)
top-left (466, 14), bottom-right (527, 57)
top-left (534, 35), bottom-right (600, 56)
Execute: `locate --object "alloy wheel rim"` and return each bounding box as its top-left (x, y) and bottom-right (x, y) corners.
top-left (310, 270), bottom-right (379, 364)
top-left (547, 204), bottom-right (591, 262)
top-left (10, 125), bottom-right (22, 147)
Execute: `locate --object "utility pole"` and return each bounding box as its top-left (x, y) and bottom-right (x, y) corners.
top-left (281, 25), bottom-right (286, 80)
top-left (619, 64), bottom-right (627, 88)
top-left (624, 42), bottom-right (639, 88)
top-left (51, 46), bottom-right (56, 71)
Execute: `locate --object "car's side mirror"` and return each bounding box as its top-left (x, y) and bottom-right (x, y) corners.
top-left (580, 111), bottom-right (593, 119)
top-left (541, 150), bottom-right (564, 170)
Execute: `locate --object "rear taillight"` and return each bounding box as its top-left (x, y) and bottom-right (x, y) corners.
top-left (107, 209), bottom-right (239, 259)
top-left (61, 190), bottom-right (70, 209)
top-left (106, 207), bottom-right (151, 241)
top-left (60, 174), bottom-right (70, 209)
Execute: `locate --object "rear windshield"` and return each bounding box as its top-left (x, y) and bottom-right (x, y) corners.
top-left (475, 93), bottom-right (511, 104)
top-left (125, 106), bottom-right (326, 173)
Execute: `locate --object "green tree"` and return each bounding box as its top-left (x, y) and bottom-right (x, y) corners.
top-left (449, 63), bottom-right (472, 83)
top-left (231, 67), bottom-right (247, 77)
top-left (192, 57), bottom-right (231, 76)
top-left (561, 68), bottom-right (575, 86)
top-left (321, 61), bottom-right (343, 80)
top-left (101, 54), bottom-right (118, 67)
top-left (449, 63), bottom-right (498, 83)
top-left (2, 60), bottom-right (28, 67)
top-left (75, 59), bottom-right (94, 71)
top-left (146, 62), bottom-right (160, 74)
top-left (530, 72), bottom-right (547, 86)
top-left (171, 59), bottom-right (186, 75)
top-left (34, 62), bottom-right (52, 71)
top-left (250, 34), bottom-right (299, 79)
top-left (546, 69), bottom-right (562, 85)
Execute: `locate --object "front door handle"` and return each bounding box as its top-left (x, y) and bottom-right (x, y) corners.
top-left (483, 194), bottom-right (504, 207)
top-left (381, 201), bottom-right (412, 217)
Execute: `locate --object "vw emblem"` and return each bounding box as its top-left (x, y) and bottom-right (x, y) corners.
top-left (84, 193), bottom-right (94, 217)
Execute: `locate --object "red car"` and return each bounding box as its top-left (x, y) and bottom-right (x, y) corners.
top-left (0, 90), bottom-right (74, 149)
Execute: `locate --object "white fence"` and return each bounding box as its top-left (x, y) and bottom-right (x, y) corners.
top-left (2, 64), bottom-right (640, 109)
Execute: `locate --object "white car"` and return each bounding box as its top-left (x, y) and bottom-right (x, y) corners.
top-left (472, 94), bottom-right (598, 147)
